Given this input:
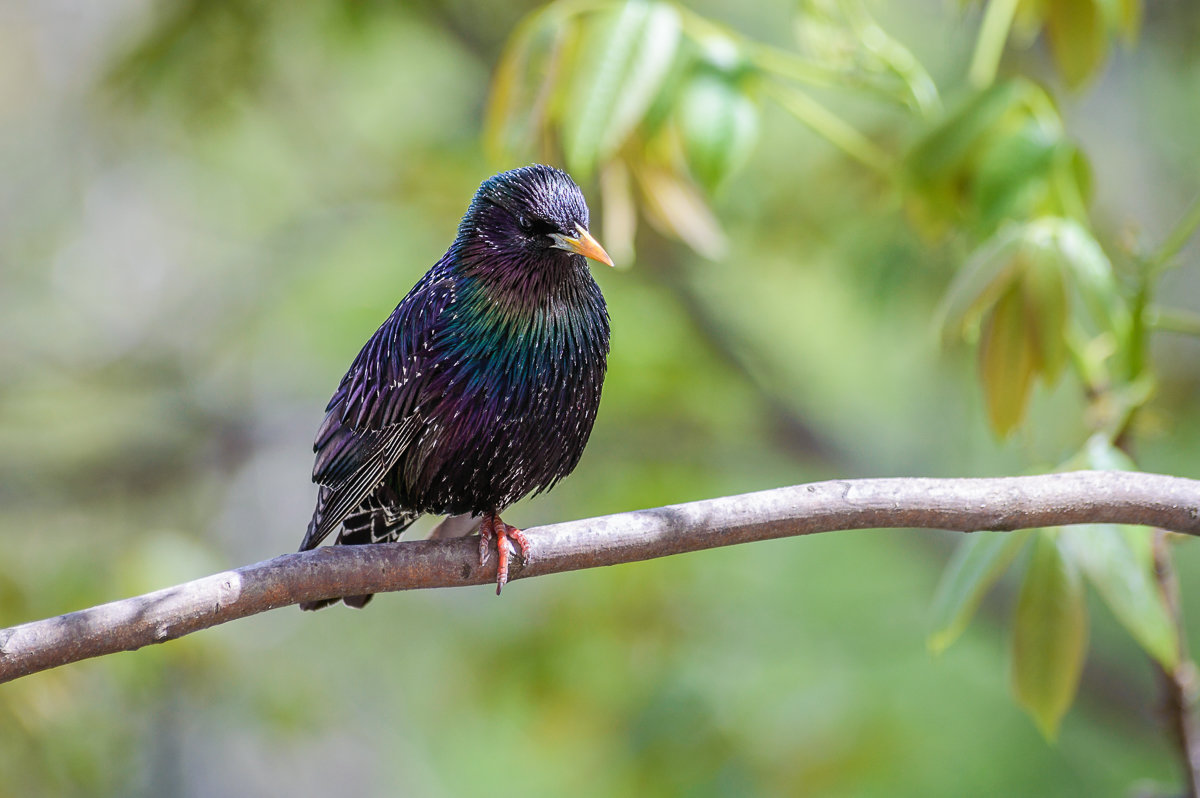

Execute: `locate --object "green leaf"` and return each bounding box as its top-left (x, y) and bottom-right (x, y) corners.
top-left (1045, 0), bottom-right (1108, 88)
top-left (904, 79), bottom-right (1048, 233)
top-left (564, 1), bottom-right (682, 180)
top-left (938, 223), bottom-right (1025, 341)
top-left (1081, 432), bottom-right (1136, 472)
top-left (1041, 218), bottom-right (1129, 337)
top-left (979, 280), bottom-right (1038, 436)
top-left (1068, 146), bottom-right (1094, 207)
top-left (1011, 533), bottom-right (1088, 740)
top-left (972, 119), bottom-right (1060, 231)
top-left (676, 71), bottom-right (759, 191)
top-left (1061, 525), bottom-right (1179, 668)
top-left (906, 81), bottom-right (1028, 186)
top-left (632, 34), bottom-right (695, 138)
top-left (929, 530), bottom-right (1031, 654)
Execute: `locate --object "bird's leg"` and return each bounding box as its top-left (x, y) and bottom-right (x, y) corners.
top-left (479, 512), bottom-right (530, 594)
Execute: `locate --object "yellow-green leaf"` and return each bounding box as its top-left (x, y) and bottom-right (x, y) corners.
top-left (484, 7), bottom-right (575, 163)
top-left (1014, 0), bottom-right (1050, 43)
top-left (979, 280), bottom-right (1038, 436)
top-left (600, 158), bottom-right (637, 266)
top-left (563, 0), bottom-right (681, 180)
top-left (633, 161), bottom-right (727, 259)
top-left (1011, 532), bottom-right (1088, 740)
top-left (1061, 525), bottom-right (1179, 668)
top-left (1022, 244), bottom-right (1069, 382)
top-left (1067, 146), bottom-right (1094, 208)
top-left (929, 530), bottom-right (1032, 654)
top-left (1115, 0), bottom-right (1143, 42)
top-left (1045, 0), bottom-right (1108, 88)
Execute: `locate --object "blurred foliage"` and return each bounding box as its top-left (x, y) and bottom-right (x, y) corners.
top-left (3, 0), bottom-right (1200, 795)
top-left (486, 0), bottom-right (1197, 745)
top-left (965, 0), bottom-right (1143, 89)
top-left (485, 0), bottom-right (935, 261)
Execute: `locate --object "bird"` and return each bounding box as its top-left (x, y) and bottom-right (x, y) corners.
top-left (298, 165), bottom-right (613, 609)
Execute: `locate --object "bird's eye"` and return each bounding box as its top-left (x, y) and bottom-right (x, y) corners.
top-left (517, 215), bottom-right (534, 233)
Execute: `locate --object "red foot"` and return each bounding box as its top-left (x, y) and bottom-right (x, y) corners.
top-left (479, 512), bottom-right (530, 594)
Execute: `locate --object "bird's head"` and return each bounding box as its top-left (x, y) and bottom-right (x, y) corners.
top-left (459, 165), bottom-right (614, 271)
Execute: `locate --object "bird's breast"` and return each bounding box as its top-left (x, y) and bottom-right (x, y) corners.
top-left (398, 273), bottom-right (608, 514)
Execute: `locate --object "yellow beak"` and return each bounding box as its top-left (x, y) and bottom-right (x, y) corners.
top-left (551, 224), bottom-right (615, 267)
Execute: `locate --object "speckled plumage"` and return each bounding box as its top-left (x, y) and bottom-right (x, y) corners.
top-left (299, 165), bottom-right (610, 609)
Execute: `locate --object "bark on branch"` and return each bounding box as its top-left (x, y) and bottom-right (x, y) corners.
top-left (3, 470), bottom-right (1200, 684)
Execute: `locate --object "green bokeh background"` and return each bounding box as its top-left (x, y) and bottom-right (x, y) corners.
top-left (2, 1), bottom-right (1200, 795)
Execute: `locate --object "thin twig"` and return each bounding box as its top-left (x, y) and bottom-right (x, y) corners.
top-left (2, 471), bottom-right (1200, 685)
top-left (1152, 529), bottom-right (1200, 798)
top-left (762, 81), bottom-right (893, 176)
top-left (968, 0), bottom-right (1020, 88)
top-left (1149, 193), bottom-right (1200, 273)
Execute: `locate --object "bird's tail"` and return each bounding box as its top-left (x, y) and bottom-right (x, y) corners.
top-left (299, 486), bottom-right (335, 552)
top-left (299, 489), bottom-right (420, 611)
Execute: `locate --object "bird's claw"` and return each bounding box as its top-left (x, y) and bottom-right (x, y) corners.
top-left (479, 513), bottom-right (530, 594)
top-left (478, 529), bottom-right (492, 566)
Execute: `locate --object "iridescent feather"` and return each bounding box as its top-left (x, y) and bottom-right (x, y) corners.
top-left (299, 165), bottom-right (610, 609)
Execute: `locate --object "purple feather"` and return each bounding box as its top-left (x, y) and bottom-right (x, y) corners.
top-left (299, 165), bottom-right (611, 609)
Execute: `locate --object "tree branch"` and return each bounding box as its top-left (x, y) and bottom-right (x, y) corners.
top-left (3, 470), bottom-right (1200, 684)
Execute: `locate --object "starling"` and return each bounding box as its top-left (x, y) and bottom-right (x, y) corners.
top-left (299, 165), bottom-right (613, 609)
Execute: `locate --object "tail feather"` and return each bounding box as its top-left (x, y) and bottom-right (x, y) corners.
top-left (299, 486), bottom-right (335, 552)
top-left (299, 488), bottom-right (419, 611)
top-left (342, 594), bottom-right (374, 609)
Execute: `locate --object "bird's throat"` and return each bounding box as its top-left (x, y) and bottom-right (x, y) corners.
top-left (458, 251), bottom-right (597, 322)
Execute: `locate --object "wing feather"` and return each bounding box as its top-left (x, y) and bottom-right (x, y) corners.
top-left (304, 270), bottom-right (456, 548)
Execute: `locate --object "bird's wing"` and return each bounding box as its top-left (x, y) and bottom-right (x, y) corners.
top-left (304, 271), bottom-right (457, 548)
